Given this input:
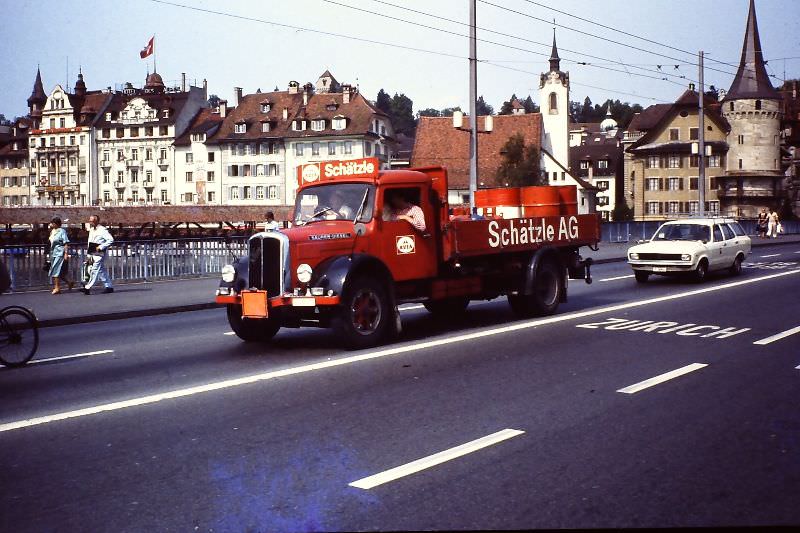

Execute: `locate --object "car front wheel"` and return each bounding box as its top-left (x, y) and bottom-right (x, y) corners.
top-left (693, 260), bottom-right (708, 283)
top-left (729, 255), bottom-right (743, 276)
top-left (634, 270), bottom-right (649, 283)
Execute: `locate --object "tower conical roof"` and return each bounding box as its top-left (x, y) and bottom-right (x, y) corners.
top-left (549, 31), bottom-right (561, 73)
top-left (725, 0), bottom-right (779, 101)
top-left (74, 68), bottom-right (86, 97)
top-left (27, 67), bottom-right (46, 108)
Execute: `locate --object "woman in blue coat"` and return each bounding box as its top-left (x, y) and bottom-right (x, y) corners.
top-left (48, 217), bottom-right (73, 294)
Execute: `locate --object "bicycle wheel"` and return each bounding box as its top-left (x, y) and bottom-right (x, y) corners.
top-left (0, 307), bottom-right (39, 367)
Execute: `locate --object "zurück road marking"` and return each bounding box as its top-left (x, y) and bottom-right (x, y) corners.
top-left (617, 363), bottom-right (708, 394)
top-left (598, 274), bottom-right (635, 282)
top-left (753, 325), bottom-right (800, 346)
top-left (348, 429), bottom-right (524, 490)
top-left (1, 350), bottom-right (114, 367)
top-left (1, 268), bottom-right (798, 434)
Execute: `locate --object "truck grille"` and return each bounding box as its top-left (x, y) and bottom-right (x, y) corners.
top-left (638, 253), bottom-right (683, 261)
top-left (249, 236), bottom-right (282, 296)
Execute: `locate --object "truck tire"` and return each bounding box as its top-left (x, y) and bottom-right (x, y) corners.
top-left (508, 260), bottom-right (562, 318)
top-left (423, 297), bottom-right (470, 316)
top-left (335, 276), bottom-right (392, 350)
top-left (227, 304), bottom-right (280, 342)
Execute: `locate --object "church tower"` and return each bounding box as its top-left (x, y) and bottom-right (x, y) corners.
top-left (720, 0), bottom-right (782, 217)
top-left (539, 32), bottom-right (570, 182)
top-left (27, 67), bottom-right (46, 129)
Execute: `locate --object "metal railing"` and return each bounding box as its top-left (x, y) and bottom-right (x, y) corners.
top-left (601, 219), bottom-right (800, 243)
top-left (0, 237), bottom-right (248, 291)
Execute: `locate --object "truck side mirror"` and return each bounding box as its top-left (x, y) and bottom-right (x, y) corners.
top-left (354, 222), bottom-right (367, 236)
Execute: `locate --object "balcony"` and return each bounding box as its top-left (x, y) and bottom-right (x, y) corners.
top-left (126, 160), bottom-right (143, 169)
top-left (157, 158), bottom-right (169, 170)
top-left (114, 181), bottom-right (126, 189)
top-left (100, 160), bottom-right (112, 168)
top-left (142, 180), bottom-right (155, 189)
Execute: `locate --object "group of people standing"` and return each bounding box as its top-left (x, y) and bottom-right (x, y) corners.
top-left (756, 207), bottom-right (782, 239)
top-left (46, 215), bottom-right (114, 296)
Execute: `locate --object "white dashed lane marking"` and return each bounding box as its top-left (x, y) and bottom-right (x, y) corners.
top-left (753, 325), bottom-right (800, 346)
top-left (761, 254), bottom-right (781, 258)
top-left (1, 350), bottom-right (115, 368)
top-left (617, 363), bottom-right (708, 394)
top-left (598, 275), bottom-right (635, 282)
top-left (349, 429), bottom-right (525, 490)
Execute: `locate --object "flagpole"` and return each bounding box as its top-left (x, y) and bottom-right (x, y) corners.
top-left (153, 34), bottom-right (157, 73)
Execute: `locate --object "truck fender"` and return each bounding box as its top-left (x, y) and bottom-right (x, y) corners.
top-left (219, 255), bottom-right (249, 293)
top-left (521, 247), bottom-right (566, 300)
top-left (313, 254), bottom-right (395, 303)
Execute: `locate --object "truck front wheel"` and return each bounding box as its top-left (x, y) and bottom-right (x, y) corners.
top-left (508, 260), bottom-right (563, 318)
top-left (335, 276), bottom-right (392, 350)
top-left (227, 304), bottom-right (280, 342)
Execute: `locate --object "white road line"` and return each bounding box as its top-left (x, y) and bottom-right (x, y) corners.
top-left (753, 325), bottom-right (800, 346)
top-left (761, 254), bottom-right (781, 258)
top-left (1, 350), bottom-right (114, 368)
top-left (399, 304), bottom-right (425, 311)
top-left (794, 251), bottom-right (800, 254)
top-left (617, 363), bottom-right (708, 394)
top-left (598, 274), bottom-right (635, 282)
top-left (223, 331), bottom-right (236, 336)
top-left (2, 268), bottom-right (798, 433)
top-left (796, 365), bottom-right (800, 370)
top-left (348, 429), bottom-right (524, 490)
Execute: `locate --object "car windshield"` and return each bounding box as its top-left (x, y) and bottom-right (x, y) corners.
top-left (652, 223), bottom-right (710, 242)
top-left (293, 183), bottom-right (375, 225)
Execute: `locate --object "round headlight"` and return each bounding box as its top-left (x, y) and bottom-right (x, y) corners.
top-left (297, 263), bottom-right (313, 284)
top-left (681, 254), bottom-right (692, 261)
top-left (629, 252), bottom-right (639, 260)
top-left (221, 264), bottom-right (236, 283)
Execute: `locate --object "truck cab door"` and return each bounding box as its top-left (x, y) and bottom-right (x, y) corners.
top-left (377, 186), bottom-right (438, 282)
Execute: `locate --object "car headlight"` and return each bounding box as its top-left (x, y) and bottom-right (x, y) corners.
top-left (681, 254), bottom-right (692, 261)
top-left (297, 263), bottom-right (313, 284)
top-left (221, 264), bottom-right (236, 283)
top-left (629, 252), bottom-right (639, 260)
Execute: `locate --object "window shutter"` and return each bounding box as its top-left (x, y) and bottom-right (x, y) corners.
top-left (659, 178), bottom-right (665, 191)
top-left (660, 156), bottom-right (666, 168)
top-left (659, 202), bottom-right (664, 214)
top-left (678, 155), bottom-right (683, 168)
top-left (679, 178), bottom-right (684, 190)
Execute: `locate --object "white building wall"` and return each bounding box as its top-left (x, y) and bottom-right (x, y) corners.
top-left (219, 140), bottom-right (287, 206)
top-left (539, 71), bottom-right (570, 178)
top-left (174, 135), bottom-right (222, 205)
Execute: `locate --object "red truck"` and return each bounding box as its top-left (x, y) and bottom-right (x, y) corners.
top-left (216, 157), bottom-right (600, 349)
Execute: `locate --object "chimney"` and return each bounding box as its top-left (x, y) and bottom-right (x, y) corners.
top-left (219, 100), bottom-right (228, 118)
top-left (282, 107), bottom-right (288, 121)
top-left (342, 84), bottom-right (352, 104)
top-left (303, 88), bottom-right (309, 106)
top-left (203, 78), bottom-right (208, 101)
top-left (689, 82), bottom-right (696, 92)
top-left (288, 81), bottom-right (299, 94)
top-left (181, 73), bottom-right (186, 92)
top-left (234, 87), bottom-right (243, 107)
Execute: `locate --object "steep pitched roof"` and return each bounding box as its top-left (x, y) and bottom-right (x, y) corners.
top-left (411, 114), bottom-right (543, 189)
top-left (626, 104), bottom-right (672, 132)
top-left (93, 91), bottom-right (193, 128)
top-left (725, 0), bottom-right (779, 101)
top-left (173, 108), bottom-right (225, 146)
top-left (27, 68), bottom-right (46, 107)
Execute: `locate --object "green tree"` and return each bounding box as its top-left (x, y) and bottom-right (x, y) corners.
top-left (496, 133), bottom-right (544, 187)
top-left (499, 94), bottom-right (519, 115)
top-left (611, 202), bottom-right (634, 221)
top-left (390, 93), bottom-right (415, 134)
top-left (376, 89), bottom-right (392, 115)
top-left (476, 95), bottom-right (494, 116)
top-left (440, 106), bottom-right (462, 117)
top-left (207, 94), bottom-right (221, 108)
top-left (522, 96), bottom-right (539, 114)
top-left (417, 108), bottom-right (441, 118)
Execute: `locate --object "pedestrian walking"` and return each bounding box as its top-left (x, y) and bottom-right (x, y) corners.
top-left (756, 207), bottom-right (768, 238)
top-left (767, 208), bottom-right (780, 239)
top-left (47, 217), bottom-right (74, 294)
top-left (263, 211), bottom-right (280, 231)
top-left (82, 215), bottom-right (114, 295)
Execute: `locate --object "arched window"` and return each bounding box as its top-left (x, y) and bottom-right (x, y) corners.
top-left (755, 100), bottom-right (762, 110)
top-left (549, 92), bottom-right (558, 114)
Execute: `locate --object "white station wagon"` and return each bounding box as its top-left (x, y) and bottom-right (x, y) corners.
top-left (627, 218), bottom-right (751, 283)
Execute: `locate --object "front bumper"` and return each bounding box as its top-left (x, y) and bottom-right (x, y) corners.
top-left (628, 260), bottom-right (696, 273)
top-left (215, 288), bottom-right (340, 318)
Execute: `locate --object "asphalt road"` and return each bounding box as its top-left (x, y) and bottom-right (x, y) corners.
top-left (2, 242), bottom-right (799, 532)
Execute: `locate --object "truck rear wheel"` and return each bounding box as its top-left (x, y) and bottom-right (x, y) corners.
top-left (508, 260), bottom-right (562, 318)
top-left (335, 276), bottom-right (392, 350)
top-left (423, 297), bottom-right (470, 316)
top-left (227, 304), bottom-right (280, 342)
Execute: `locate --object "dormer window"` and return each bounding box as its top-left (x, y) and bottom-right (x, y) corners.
top-left (106, 112), bottom-right (112, 121)
top-left (293, 120), bottom-right (306, 131)
top-left (234, 122), bottom-right (247, 134)
top-left (261, 121), bottom-right (271, 133)
top-left (326, 103), bottom-right (337, 112)
top-left (122, 112), bottom-right (128, 120)
top-left (260, 103), bottom-right (271, 113)
top-left (311, 119), bottom-right (325, 131)
top-left (163, 109), bottom-right (169, 118)
top-left (332, 116), bottom-right (346, 130)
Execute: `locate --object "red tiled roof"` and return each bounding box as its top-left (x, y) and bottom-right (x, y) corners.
top-left (173, 108), bottom-right (225, 147)
top-left (626, 104), bottom-right (672, 132)
top-left (411, 114), bottom-right (542, 189)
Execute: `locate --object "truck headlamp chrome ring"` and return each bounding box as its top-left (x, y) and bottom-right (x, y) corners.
top-left (221, 264), bottom-right (236, 283)
top-left (297, 263), bottom-right (313, 284)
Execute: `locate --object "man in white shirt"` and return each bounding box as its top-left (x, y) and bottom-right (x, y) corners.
top-left (263, 211), bottom-right (281, 231)
top-left (83, 215), bottom-right (114, 295)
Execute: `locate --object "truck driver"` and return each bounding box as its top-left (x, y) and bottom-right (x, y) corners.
top-left (383, 189), bottom-right (426, 232)
top-left (327, 189), bottom-right (355, 220)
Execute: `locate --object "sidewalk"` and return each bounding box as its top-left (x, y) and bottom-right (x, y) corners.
top-left (5, 234), bottom-right (800, 328)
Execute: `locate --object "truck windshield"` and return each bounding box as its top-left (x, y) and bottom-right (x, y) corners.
top-left (294, 183), bottom-right (375, 225)
top-left (652, 223), bottom-right (710, 242)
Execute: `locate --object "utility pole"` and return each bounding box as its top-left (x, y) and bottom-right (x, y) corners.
top-left (468, 0), bottom-right (478, 214)
top-left (698, 50), bottom-right (706, 217)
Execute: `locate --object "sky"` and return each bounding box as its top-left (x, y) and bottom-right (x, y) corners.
top-left (2, 0), bottom-right (799, 121)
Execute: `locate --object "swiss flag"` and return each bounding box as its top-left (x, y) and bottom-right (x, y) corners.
top-left (140, 36), bottom-right (154, 59)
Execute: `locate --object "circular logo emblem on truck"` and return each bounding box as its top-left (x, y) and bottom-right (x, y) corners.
top-left (396, 235), bottom-right (416, 255)
top-left (302, 164), bottom-right (320, 183)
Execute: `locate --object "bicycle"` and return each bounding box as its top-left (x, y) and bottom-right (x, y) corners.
top-left (0, 305), bottom-right (39, 367)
